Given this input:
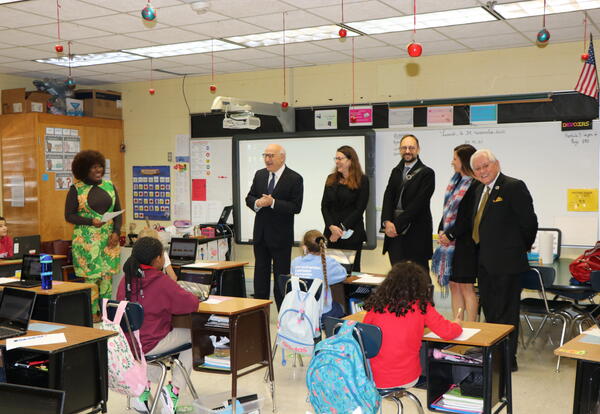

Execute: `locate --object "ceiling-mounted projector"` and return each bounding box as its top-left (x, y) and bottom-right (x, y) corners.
top-left (223, 113), bottom-right (261, 130)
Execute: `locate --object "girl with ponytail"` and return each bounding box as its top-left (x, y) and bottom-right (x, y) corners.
top-left (290, 230), bottom-right (347, 323)
top-left (117, 237), bottom-right (199, 413)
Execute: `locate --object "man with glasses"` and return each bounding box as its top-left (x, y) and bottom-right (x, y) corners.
top-left (245, 143), bottom-right (303, 309)
top-left (470, 149), bottom-right (537, 372)
top-left (381, 134), bottom-right (435, 270)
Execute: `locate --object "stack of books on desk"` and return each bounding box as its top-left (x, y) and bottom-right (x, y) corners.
top-left (205, 314), bottom-right (229, 329)
top-left (202, 347), bottom-right (231, 371)
top-left (431, 385), bottom-right (483, 414)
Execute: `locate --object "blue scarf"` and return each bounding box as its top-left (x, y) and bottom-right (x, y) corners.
top-left (432, 173), bottom-right (473, 294)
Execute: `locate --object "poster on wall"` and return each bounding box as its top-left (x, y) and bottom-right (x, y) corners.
top-left (132, 165), bottom-right (171, 221)
top-left (55, 173), bottom-right (73, 190)
top-left (44, 128), bottom-right (80, 173)
top-left (315, 109), bottom-right (338, 130)
top-left (349, 105), bottom-right (373, 126)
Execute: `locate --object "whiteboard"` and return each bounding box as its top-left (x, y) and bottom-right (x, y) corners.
top-left (234, 132), bottom-right (376, 246)
top-left (375, 121), bottom-right (600, 246)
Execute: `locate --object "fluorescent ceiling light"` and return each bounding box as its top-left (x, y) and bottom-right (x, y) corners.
top-left (225, 25), bottom-right (359, 48)
top-left (36, 51), bottom-right (145, 67)
top-left (346, 7), bottom-right (496, 35)
top-left (124, 39), bottom-right (243, 58)
top-left (0, 0), bottom-right (30, 4)
top-left (494, 0), bottom-right (600, 19)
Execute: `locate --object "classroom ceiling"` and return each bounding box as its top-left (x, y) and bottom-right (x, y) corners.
top-left (0, 0), bottom-right (598, 85)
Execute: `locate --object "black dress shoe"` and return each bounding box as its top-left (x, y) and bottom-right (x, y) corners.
top-left (511, 359), bottom-right (518, 372)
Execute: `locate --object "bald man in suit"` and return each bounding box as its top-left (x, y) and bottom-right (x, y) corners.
top-left (246, 144), bottom-right (303, 309)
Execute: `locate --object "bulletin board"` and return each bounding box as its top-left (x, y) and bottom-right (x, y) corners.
top-left (132, 165), bottom-right (171, 221)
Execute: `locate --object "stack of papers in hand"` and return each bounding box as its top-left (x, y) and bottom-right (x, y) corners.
top-left (431, 385), bottom-right (483, 413)
top-left (205, 315), bottom-right (229, 329)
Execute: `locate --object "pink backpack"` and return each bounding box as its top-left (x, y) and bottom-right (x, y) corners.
top-left (101, 299), bottom-right (148, 397)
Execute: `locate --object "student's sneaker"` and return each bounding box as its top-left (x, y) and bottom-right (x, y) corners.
top-left (131, 388), bottom-right (150, 414)
top-left (160, 383), bottom-right (179, 414)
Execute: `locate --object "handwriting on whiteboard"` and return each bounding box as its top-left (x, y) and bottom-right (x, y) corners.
top-left (564, 131), bottom-right (597, 146)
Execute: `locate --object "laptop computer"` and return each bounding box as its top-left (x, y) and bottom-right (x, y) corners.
top-left (217, 205), bottom-right (233, 225)
top-left (1, 255), bottom-right (43, 288)
top-left (0, 287), bottom-right (37, 340)
top-left (168, 238), bottom-right (198, 266)
top-left (0, 383), bottom-right (65, 414)
top-left (1, 235), bottom-right (41, 260)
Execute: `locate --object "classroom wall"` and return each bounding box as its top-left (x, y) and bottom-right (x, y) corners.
top-left (101, 41), bottom-right (586, 273)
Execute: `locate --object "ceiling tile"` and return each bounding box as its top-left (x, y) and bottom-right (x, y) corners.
top-left (151, 54), bottom-right (228, 66)
top-left (317, 36), bottom-right (386, 51)
top-left (157, 65), bottom-right (211, 75)
top-left (78, 35), bottom-right (159, 50)
top-left (136, 5), bottom-right (227, 26)
top-left (420, 39), bottom-right (470, 54)
top-left (257, 42), bottom-right (332, 56)
top-left (208, 0), bottom-right (296, 19)
top-left (214, 48), bottom-right (278, 61)
top-left (119, 70), bottom-right (174, 80)
top-left (0, 46), bottom-right (54, 60)
top-left (77, 14), bottom-right (147, 35)
top-left (281, 0), bottom-right (363, 7)
top-left (78, 0), bottom-right (181, 13)
top-left (0, 55), bottom-right (20, 64)
top-left (459, 33), bottom-right (533, 50)
top-left (6, 0), bottom-right (115, 20)
top-left (0, 6), bottom-right (56, 28)
top-left (437, 21), bottom-right (516, 39)
top-left (127, 27), bottom-right (206, 43)
top-left (210, 61), bottom-right (261, 73)
top-left (20, 22), bottom-right (111, 40)
top-left (520, 26), bottom-right (584, 43)
top-left (29, 42), bottom-right (110, 55)
top-left (0, 29), bottom-right (56, 46)
top-left (181, 19), bottom-right (266, 38)
top-left (310, 1), bottom-right (400, 22)
top-left (507, 11), bottom-right (586, 32)
top-left (371, 28), bottom-right (449, 45)
top-left (380, 0), bottom-right (480, 14)
top-left (354, 45), bottom-right (403, 60)
top-left (241, 56), bottom-right (307, 68)
top-left (241, 10), bottom-right (332, 30)
top-left (293, 50), bottom-right (352, 65)
top-left (0, 60), bottom-right (63, 71)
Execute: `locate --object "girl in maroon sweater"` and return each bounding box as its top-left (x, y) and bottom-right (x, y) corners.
top-left (364, 261), bottom-right (462, 390)
top-left (117, 237), bottom-right (199, 414)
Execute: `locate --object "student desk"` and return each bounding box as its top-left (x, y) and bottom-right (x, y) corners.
top-left (175, 297), bottom-right (274, 414)
top-left (1, 320), bottom-right (116, 414)
top-left (0, 281), bottom-right (94, 327)
top-left (177, 261), bottom-right (248, 298)
top-left (555, 331), bottom-right (600, 414)
top-left (345, 312), bottom-right (514, 414)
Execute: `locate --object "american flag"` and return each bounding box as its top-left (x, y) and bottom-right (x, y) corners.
top-left (575, 35), bottom-right (598, 99)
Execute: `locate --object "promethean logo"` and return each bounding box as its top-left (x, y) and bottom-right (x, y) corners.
top-left (562, 120), bottom-right (592, 131)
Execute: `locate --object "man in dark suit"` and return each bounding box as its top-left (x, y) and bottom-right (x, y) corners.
top-left (245, 144), bottom-right (303, 309)
top-left (471, 149), bottom-right (538, 371)
top-left (381, 135), bottom-right (435, 270)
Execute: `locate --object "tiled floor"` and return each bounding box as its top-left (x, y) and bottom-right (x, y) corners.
top-left (105, 283), bottom-right (580, 414)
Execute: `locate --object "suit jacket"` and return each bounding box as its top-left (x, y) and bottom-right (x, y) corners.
top-left (381, 158), bottom-right (435, 260)
top-left (476, 173), bottom-right (538, 275)
top-left (321, 174), bottom-right (369, 248)
top-left (245, 166), bottom-right (303, 248)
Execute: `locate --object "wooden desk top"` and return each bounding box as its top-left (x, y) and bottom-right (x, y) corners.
top-left (181, 261), bottom-right (249, 271)
top-left (0, 254), bottom-right (67, 267)
top-left (345, 311), bottom-right (514, 347)
top-left (555, 331), bottom-right (600, 362)
top-left (196, 296), bottom-right (271, 316)
top-left (0, 320), bottom-right (115, 353)
top-left (0, 280), bottom-right (94, 295)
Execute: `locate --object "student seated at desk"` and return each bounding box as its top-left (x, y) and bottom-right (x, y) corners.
top-left (117, 237), bottom-right (199, 414)
top-left (363, 261), bottom-right (463, 390)
top-left (290, 230), bottom-right (347, 323)
top-left (0, 217), bottom-right (14, 258)
top-left (137, 227), bottom-right (177, 281)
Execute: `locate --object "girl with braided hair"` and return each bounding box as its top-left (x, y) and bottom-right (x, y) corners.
top-left (290, 229), bottom-right (347, 323)
top-left (117, 237), bottom-right (199, 414)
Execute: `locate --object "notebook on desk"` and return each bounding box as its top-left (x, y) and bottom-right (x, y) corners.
top-left (0, 235), bottom-right (41, 260)
top-left (1, 255), bottom-right (43, 288)
top-left (0, 287), bottom-right (37, 340)
top-left (169, 238), bottom-right (198, 266)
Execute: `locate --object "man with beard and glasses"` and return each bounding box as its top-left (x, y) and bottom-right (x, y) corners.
top-left (381, 135), bottom-right (435, 270)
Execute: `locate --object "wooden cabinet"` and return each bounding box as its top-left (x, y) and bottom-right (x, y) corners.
top-left (0, 113), bottom-right (125, 241)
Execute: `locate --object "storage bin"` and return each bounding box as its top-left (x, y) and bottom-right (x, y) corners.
top-left (193, 391), bottom-right (263, 414)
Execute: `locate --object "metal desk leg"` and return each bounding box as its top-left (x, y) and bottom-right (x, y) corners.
top-left (230, 315), bottom-right (239, 414)
top-left (483, 346), bottom-right (493, 414)
top-left (262, 306), bottom-right (276, 412)
top-left (504, 338), bottom-right (513, 414)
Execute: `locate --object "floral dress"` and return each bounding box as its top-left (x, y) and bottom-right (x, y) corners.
top-left (72, 180), bottom-right (120, 314)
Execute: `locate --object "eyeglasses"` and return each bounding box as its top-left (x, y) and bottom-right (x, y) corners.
top-left (473, 162), bottom-right (491, 172)
top-left (400, 146), bottom-right (417, 151)
top-left (262, 153), bottom-right (278, 159)
top-left (334, 156), bottom-right (347, 161)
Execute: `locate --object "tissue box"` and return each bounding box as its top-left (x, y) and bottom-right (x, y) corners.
top-left (65, 98), bottom-right (84, 116)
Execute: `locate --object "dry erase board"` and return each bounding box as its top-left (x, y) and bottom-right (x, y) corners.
top-left (376, 121), bottom-right (599, 246)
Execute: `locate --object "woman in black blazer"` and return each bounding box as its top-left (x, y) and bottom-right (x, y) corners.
top-left (433, 144), bottom-right (480, 321)
top-left (321, 145), bottom-right (369, 271)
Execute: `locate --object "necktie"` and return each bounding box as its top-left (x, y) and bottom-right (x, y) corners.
top-left (403, 166), bottom-right (411, 180)
top-left (267, 172), bottom-right (275, 194)
top-left (472, 186), bottom-right (490, 244)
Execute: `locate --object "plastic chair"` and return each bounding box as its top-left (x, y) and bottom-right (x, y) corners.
top-left (520, 267), bottom-right (573, 371)
top-left (572, 270), bottom-right (600, 334)
top-left (106, 300), bottom-right (198, 414)
top-left (324, 317), bottom-right (424, 414)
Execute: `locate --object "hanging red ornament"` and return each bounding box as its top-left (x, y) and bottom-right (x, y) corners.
top-left (339, 28), bottom-right (347, 38)
top-left (55, 44), bottom-right (63, 53)
top-left (407, 42), bottom-right (423, 57)
top-left (148, 88), bottom-right (155, 95)
top-left (281, 101), bottom-right (289, 109)
top-left (209, 84), bottom-right (217, 92)
top-left (582, 53), bottom-right (590, 61)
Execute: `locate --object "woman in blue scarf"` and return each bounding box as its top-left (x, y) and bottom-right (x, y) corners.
top-left (432, 144), bottom-right (480, 321)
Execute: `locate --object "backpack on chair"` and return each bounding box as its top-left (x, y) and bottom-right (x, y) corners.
top-left (306, 320), bottom-right (381, 414)
top-left (570, 241), bottom-right (600, 283)
top-left (276, 276), bottom-right (323, 355)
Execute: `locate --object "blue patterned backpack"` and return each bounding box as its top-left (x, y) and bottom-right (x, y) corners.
top-left (306, 320), bottom-right (381, 414)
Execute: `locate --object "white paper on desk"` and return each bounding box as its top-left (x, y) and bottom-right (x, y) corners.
top-left (6, 333), bottom-right (67, 350)
top-left (101, 209), bottom-right (124, 223)
top-left (183, 262), bottom-right (219, 268)
top-left (424, 328), bottom-right (480, 341)
top-left (351, 274), bottom-right (384, 285)
top-left (583, 327), bottom-right (600, 337)
top-left (0, 277), bottom-right (18, 284)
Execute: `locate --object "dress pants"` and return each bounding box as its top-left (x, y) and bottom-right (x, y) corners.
top-left (253, 241), bottom-right (291, 310)
top-left (478, 266), bottom-right (521, 363)
top-left (386, 236), bottom-right (430, 272)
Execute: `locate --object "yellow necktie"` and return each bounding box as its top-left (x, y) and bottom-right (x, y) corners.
top-left (472, 186), bottom-right (490, 244)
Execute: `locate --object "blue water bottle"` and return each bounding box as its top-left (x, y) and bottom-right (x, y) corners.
top-left (40, 254), bottom-right (53, 290)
